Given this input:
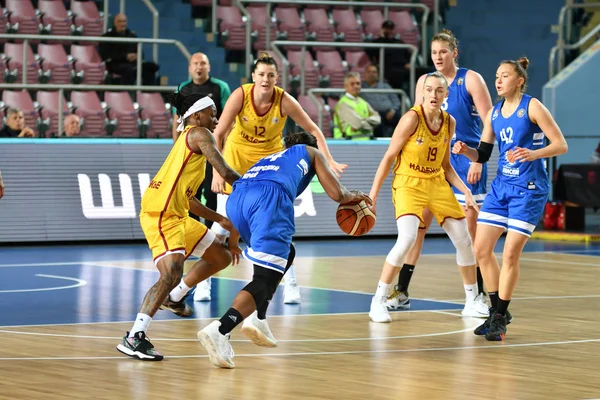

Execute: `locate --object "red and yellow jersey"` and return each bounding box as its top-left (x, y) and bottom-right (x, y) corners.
top-left (225, 83), bottom-right (287, 158)
top-left (393, 105), bottom-right (450, 181)
top-left (141, 125), bottom-right (206, 217)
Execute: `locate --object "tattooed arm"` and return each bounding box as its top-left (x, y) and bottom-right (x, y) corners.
top-left (187, 126), bottom-right (241, 185)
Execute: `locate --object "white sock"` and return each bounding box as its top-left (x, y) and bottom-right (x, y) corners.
top-left (169, 278), bottom-right (192, 302)
top-left (129, 313), bottom-right (152, 337)
top-left (375, 280), bottom-right (390, 299)
top-left (285, 265), bottom-right (297, 285)
top-left (464, 283), bottom-right (478, 302)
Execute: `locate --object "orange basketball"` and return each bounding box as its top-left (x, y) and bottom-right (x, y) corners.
top-left (336, 200), bottom-right (376, 236)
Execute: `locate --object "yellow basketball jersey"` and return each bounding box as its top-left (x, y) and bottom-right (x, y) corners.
top-left (226, 83), bottom-right (287, 156)
top-left (141, 125), bottom-right (207, 217)
top-left (393, 105), bottom-right (450, 180)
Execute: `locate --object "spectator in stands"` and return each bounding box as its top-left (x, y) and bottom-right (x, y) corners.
top-left (333, 72), bottom-right (381, 140)
top-left (99, 13), bottom-right (159, 86)
top-left (365, 20), bottom-right (411, 91)
top-left (361, 64), bottom-right (402, 137)
top-left (61, 114), bottom-right (81, 137)
top-left (0, 108), bottom-right (35, 138)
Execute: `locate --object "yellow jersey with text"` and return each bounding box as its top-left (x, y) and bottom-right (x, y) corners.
top-left (393, 105), bottom-right (450, 180)
top-left (225, 83), bottom-right (287, 157)
top-left (140, 125), bottom-right (207, 217)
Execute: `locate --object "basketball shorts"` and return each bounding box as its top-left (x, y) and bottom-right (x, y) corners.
top-left (222, 142), bottom-right (284, 195)
top-left (140, 211), bottom-right (216, 264)
top-left (478, 178), bottom-right (548, 237)
top-left (393, 174), bottom-right (465, 228)
top-left (450, 152), bottom-right (487, 205)
top-left (226, 181), bottom-right (294, 274)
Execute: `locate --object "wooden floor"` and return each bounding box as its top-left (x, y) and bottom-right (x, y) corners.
top-left (0, 241), bottom-right (599, 399)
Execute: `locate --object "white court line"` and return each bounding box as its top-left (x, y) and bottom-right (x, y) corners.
top-left (0, 336), bottom-right (599, 361)
top-left (443, 293), bottom-right (600, 302)
top-left (0, 325), bottom-right (477, 343)
top-left (0, 309), bottom-right (465, 329)
top-left (0, 274), bottom-right (87, 293)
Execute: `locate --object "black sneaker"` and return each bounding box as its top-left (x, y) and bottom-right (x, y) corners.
top-left (474, 308), bottom-right (513, 336)
top-left (160, 293), bottom-right (193, 317)
top-left (485, 313), bottom-right (508, 341)
top-left (116, 331), bottom-right (164, 361)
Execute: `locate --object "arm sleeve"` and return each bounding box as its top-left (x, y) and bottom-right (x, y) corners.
top-left (476, 141), bottom-right (494, 163)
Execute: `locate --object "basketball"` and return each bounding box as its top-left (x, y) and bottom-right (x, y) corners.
top-left (336, 200), bottom-right (376, 236)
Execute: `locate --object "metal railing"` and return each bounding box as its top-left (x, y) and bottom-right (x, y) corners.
top-left (549, 22), bottom-right (600, 79)
top-left (307, 87), bottom-right (409, 132)
top-left (117, 0), bottom-right (160, 64)
top-left (231, 0), bottom-right (429, 79)
top-left (0, 83), bottom-right (177, 138)
top-left (270, 40), bottom-right (418, 100)
top-left (553, 2), bottom-right (600, 77)
top-left (0, 34), bottom-right (190, 87)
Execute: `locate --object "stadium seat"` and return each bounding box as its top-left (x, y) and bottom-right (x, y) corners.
top-left (247, 5), bottom-right (276, 51)
top-left (105, 92), bottom-right (141, 138)
top-left (136, 92), bottom-right (172, 138)
top-left (360, 9), bottom-right (384, 41)
top-left (70, 44), bottom-right (106, 85)
top-left (37, 43), bottom-right (73, 84)
top-left (38, 0), bottom-right (73, 37)
top-left (36, 90), bottom-right (70, 137)
top-left (303, 8), bottom-right (334, 47)
top-left (287, 49), bottom-right (319, 92)
top-left (2, 42), bottom-right (40, 84)
top-left (70, 91), bottom-right (107, 137)
top-left (388, 10), bottom-right (420, 48)
top-left (5, 0), bottom-right (42, 41)
top-left (344, 50), bottom-right (371, 75)
top-left (274, 7), bottom-right (305, 49)
top-left (216, 6), bottom-right (246, 51)
top-left (298, 95), bottom-right (332, 137)
top-left (70, 0), bottom-right (103, 39)
top-left (316, 50), bottom-right (346, 88)
top-left (331, 9), bottom-right (363, 45)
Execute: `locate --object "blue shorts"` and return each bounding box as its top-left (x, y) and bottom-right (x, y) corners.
top-left (478, 178), bottom-right (548, 237)
top-left (450, 152), bottom-right (487, 205)
top-left (226, 181), bottom-right (294, 274)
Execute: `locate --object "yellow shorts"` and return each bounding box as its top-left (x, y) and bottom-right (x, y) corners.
top-left (222, 142), bottom-right (283, 194)
top-left (139, 212), bottom-right (216, 263)
top-left (392, 175), bottom-right (465, 228)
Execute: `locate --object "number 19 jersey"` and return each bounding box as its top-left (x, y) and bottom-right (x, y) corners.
top-left (393, 105), bottom-right (450, 181)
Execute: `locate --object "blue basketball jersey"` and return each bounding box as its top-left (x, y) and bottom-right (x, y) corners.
top-left (491, 94), bottom-right (548, 193)
top-left (444, 68), bottom-right (482, 147)
top-left (235, 144), bottom-right (316, 200)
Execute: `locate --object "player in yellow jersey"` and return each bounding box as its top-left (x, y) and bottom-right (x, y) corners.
top-left (196, 52), bottom-right (347, 305)
top-left (367, 72), bottom-right (480, 323)
top-left (116, 93), bottom-right (242, 361)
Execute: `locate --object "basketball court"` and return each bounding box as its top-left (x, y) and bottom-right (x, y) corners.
top-left (0, 237), bottom-right (599, 399)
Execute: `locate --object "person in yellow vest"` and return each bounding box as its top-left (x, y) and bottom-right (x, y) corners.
top-left (333, 71), bottom-right (381, 140)
top-left (204, 52), bottom-right (347, 305)
top-left (116, 93), bottom-right (242, 361)
top-left (367, 72), bottom-right (480, 323)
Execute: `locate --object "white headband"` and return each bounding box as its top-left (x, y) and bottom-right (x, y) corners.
top-left (176, 96), bottom-right (216, 132)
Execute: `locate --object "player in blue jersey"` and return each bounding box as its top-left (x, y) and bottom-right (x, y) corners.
top-left (453, 57), bottom-right (568, 341)
top-left (387, 29), bottom-right (493, 318)
top-left (196, 131), bottom-right (371, 368)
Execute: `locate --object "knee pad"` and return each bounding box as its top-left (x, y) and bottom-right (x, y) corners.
top-left (244, 265), bottom-right (284, 306)
top-left (385, 216), bottom-right (420, 267)
top-left (442, 218), bottom-right (476, 266)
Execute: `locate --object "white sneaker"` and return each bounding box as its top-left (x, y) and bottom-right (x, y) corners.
top-left (283, 280), bottom-right (301, 304)
top-left (461, 294), bottom-right (490, 318)
top-left (241, 311), bottom-right (277, 348)
top-left (194, 278), bottom-right (211, 302)
top-left (197, 321), bottom-right (235, 369)
top-left (369, 296), bottom-right (392, 323)
top-left (386, 286), bottom-right (411, 310)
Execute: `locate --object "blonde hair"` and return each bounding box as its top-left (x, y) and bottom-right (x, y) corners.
top-left (500, 56), bottom-right (530, 92)
top-left (431, 29), bottom-right (459, 66)
top-left (424, 71), bottom-right (449, 88)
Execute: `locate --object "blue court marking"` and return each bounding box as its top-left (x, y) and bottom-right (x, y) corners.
top-left (0, 263), bottom-right (461, 327)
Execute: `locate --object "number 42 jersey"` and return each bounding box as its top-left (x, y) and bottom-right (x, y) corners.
top-left (491, 94), bottom-right (548, 193)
